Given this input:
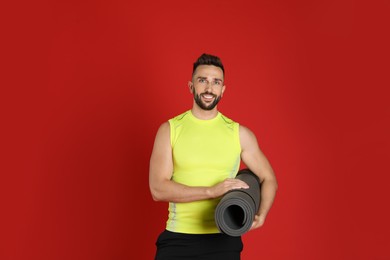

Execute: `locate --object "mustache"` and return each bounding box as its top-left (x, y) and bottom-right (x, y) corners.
top-left (200, 92), bottom-right (217, 97)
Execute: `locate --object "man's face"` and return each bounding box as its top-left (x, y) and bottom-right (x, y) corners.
top-left (189, 65), bottom-right (226, 111)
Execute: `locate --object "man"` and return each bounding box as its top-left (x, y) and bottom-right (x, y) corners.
top-left (149, 53), bottom-right (278, 259)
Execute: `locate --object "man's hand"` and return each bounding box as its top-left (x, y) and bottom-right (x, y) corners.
top-left (251, 214), bottom-right (266, 230)
top-left (208, 178), bottom-right (249, 199)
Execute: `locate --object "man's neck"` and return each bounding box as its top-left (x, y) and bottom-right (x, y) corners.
top-left (191, 106), bottom-right (219, 120)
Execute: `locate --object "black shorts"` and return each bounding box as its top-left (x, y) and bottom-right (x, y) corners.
top-left (155, 230), bottom-right (243, 260)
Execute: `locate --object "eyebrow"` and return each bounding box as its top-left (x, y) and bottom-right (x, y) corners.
top-left (196, 76), bottom-right (223, 82)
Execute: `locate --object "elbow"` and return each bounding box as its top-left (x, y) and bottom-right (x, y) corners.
top-left (151, 195), bottom-right (160, 202)
top-left (273, 177), bottom-right (279, 192)
top-left (151, 193), bottom-right (162, 202)
top-left (150, 188), bottom-right (165, 202)
top-left (150, 177), bottom-right (173, 202)
top-left (271, 174), bottom-right (279, 191)
top-left (262, 174), bottom-right (278, 192)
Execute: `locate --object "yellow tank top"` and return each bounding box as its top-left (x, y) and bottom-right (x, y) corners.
top-left (166, 110), bottom-right (241, 234)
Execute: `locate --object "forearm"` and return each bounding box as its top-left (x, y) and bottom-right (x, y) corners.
top-left (258, 177), bottom-right (278, 217)
top-left (150, 176), bottom-right (249, 203)
top-left (150, 179), bottom-right (213, 203)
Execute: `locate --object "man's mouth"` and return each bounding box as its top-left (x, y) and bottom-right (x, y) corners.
top-left (201, 93), bottom-right (216, 101)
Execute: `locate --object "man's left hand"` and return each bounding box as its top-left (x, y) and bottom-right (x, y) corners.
top-left (251, 214), bottom-right (266, 230)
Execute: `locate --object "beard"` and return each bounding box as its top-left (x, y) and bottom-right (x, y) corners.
top-left (193, 89), bottom-right (222, 111)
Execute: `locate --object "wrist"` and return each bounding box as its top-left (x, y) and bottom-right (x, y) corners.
top-left (205, 187), bottom-right (214, 199)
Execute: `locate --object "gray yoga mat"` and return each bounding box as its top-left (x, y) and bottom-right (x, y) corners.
top-left (215, 169), bottom-right (261, 237)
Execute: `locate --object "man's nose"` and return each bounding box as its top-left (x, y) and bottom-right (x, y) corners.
top-left (205, 82), bottom-right (212, 91)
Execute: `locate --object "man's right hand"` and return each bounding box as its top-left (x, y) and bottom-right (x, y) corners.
top-left (207, 178), bottom-right (249, 199)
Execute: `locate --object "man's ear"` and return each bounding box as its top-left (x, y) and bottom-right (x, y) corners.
top-left (188, 81), bottom-right (193, 93)
top-left (221, 84), bottom-right (226, 96)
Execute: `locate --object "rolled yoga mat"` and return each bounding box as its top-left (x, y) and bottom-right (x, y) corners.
top-left (215, 169), bottom-right (261, 237)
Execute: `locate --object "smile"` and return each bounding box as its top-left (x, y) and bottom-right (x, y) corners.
top-left (201, 94), bottom-right (215, 100)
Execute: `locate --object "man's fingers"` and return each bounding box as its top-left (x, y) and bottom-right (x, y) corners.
top-left (232, 179), bottom-right (249, 189)
top-left (251, 214), bottom-right (265, 230)
top-left (216, 179), bottom-right (249, 196)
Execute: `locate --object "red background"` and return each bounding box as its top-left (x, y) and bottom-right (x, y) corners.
top-left (1, 0), bottom-right (390, 259)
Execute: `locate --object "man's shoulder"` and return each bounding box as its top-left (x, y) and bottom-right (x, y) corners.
top-left (219, 112), bottom-right (238, 125)
top-left (168, 110), bottom-right (191, 124)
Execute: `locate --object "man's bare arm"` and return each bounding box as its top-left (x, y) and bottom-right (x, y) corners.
top-left (149, 122), bottom-right (249, 203)
top-left (239, 125), bottom-right (278, 229)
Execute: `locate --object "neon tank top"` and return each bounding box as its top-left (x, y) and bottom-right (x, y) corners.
top-left (166, 110), bottom-right (241, 234)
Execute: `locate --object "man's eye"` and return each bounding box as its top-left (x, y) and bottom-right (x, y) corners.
top-left (199, 79), bottom-right (206, 83)
top-left (213, 81), bottom-right (221, 85)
